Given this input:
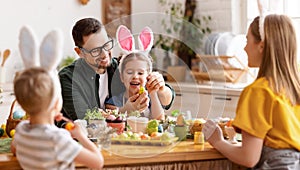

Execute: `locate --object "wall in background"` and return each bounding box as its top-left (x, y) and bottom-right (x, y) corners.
top-left (0, 0), bottom-right (240, 83)
top-left (0, 0), bottom-right (101, 82)
top-left (194, 0), bottom-right (246, 34)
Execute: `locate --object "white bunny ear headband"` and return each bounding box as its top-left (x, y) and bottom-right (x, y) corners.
top-left (116, 25), bottom-right (153, 73)
top-left (18, 25), bottom-right (64, 110)
top-left (257, 0), bottom-right (269, 41)
top-left (257, 0), bottom-right (280, 41)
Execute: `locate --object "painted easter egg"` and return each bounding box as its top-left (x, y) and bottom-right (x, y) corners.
top-left (13, 110), bottom-right (25, 120)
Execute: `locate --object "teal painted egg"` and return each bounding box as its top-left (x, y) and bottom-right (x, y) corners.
top-left (13, 110), bottom-right (25, 119)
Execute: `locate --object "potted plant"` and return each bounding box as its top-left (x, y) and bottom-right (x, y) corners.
top-left (174, 113), bottom-right (188, 141)
top-left (153, 0), bottom-right (184, 71)
top-left (84, 107), bottom-right (105, 125)
top-left (104, 110), bottom-right (127, 134)
top-left (155, 0), bottom-right (212, 69)
top-left (58, 55), bottom-right (76, 70)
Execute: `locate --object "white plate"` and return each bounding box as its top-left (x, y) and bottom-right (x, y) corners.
top-left (214, 32), bottom-right (235, 56)
top-left (226, 34), bottom-right (248, 68)
top-left (204, 33), bottom-right (221, 55)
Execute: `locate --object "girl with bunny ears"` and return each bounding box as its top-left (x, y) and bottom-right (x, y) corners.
top-left (11, 26), bottom-right (103, 170)
top-left (105, 25), bottom-right (165, 120)
top-left (58, 18), bottom-right (174, 123)
top-left (203, 4), bottom-right (300, 170)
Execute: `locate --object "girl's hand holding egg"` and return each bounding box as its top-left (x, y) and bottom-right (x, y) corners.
top-left (134, 89), bottom-right (149, 113)
top-left (146, 72), bottom-right (164, 94)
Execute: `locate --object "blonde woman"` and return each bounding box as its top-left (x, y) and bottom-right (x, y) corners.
top-left (203, 14), bottom-right (300, 169)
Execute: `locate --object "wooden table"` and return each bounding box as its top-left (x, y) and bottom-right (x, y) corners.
top-left (0, 140), bottom-right (245, 170)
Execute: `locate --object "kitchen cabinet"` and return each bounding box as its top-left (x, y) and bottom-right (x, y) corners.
top-left (166, 82), bottom-right (243, 119)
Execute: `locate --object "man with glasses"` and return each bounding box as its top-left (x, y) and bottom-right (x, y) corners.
top-left (58, 18), bottom-right (174, 122)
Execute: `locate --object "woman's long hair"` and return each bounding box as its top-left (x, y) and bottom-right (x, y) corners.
top-left (257, 14), bottom-right (300, 105)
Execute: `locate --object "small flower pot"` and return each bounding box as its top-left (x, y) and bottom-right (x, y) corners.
top-left (107, 122), bottom-right (126, 134)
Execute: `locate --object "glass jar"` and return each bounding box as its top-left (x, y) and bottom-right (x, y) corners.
top-left (194, 131), bottom-right (204, 145)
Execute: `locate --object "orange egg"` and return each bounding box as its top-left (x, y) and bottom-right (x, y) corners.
top-left (65, 122), bottom-right (75, 131)
top-left (150, 131), bottom-right (158, 137)
top-left (141, 134), bottom-right (150, 140)
top-left (226, 119), bottom-right (234, 127)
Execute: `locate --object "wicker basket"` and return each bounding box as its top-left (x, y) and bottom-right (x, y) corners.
top-left (6, 100), bottom-right (22, 138)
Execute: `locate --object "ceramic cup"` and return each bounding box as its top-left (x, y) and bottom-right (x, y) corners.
top-left (174, 126), bottom-right (187, 141)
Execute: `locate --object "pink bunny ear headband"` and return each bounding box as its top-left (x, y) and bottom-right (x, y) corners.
top-left (18, 25), bottom-right (64, 111)
top-left (116, 25), bottom-right (154, 74)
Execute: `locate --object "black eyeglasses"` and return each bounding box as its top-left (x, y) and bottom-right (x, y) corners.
top-left (80, 39), bottom-right (114, 57)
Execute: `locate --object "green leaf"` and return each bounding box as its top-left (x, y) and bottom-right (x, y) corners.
top-left (83, 107), bottom-right (105, 120)
top-left (59, 56), bottom-right (76, 70)
top-left (156, 0), bottom-right (213, 57)
top-left (128, 110), bottom-right (141, 117)
top-left (126, 124), bottom-right (132, 130)
top-left (171, 110), bottom-right (180, 117)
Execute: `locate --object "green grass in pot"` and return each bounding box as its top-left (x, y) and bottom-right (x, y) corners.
top-left (84, 108), bottom-right (105, 122)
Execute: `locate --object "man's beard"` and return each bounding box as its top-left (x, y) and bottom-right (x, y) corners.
top-left (96, 58), bottom-right (111, 69)
top-left (97, 63), bottom-right (109, 69)
top-left (95, 52), bottom-right (112, 69)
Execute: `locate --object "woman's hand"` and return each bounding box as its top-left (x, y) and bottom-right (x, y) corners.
top-left (203, 119), bottom-right (225, 146)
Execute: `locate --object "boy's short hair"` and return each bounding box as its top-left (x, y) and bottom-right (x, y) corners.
top-left (14, 67), bottom-right (54, 115)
